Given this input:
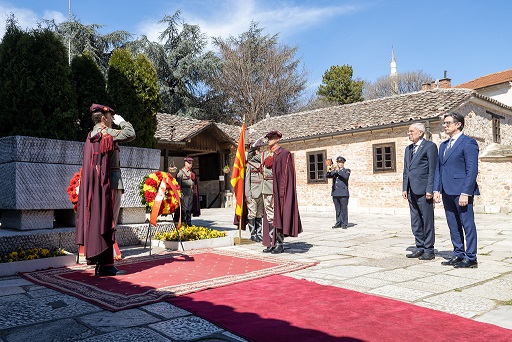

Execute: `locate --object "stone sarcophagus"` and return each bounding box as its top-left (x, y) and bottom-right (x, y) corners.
top-left (0, 136), bottom-right (160, 230)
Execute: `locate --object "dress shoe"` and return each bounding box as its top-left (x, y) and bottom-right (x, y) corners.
top-left (419, 253), bottom-right (435, 260)
top-left (441, 256), bottom-right (464, 266)
top-left (453, 259), bottom-right (478, 268)
top-left (341, 225), bottom-right (347, 229)
top-left (271, 245), bottom-right (284, 254)
top-left (96, 265), bottom-right (127, 277)
top-left (332, 225), bottom-right (341, 229)
top-left (262, 246), bottom-right (274, 253)
top-left (406, 250), bottom-right (424, 258)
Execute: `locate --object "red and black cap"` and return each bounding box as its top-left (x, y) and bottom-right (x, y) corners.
top-left (90, 103), bottom-right (115, 114)
top-left (264, 130), bottom-right (282, 139)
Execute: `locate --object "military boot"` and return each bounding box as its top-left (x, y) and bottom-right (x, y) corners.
top-left (262, 222), bottom-right (275, 253)
top-left (255, 217), bottom-right (263, 242)
top-left (271, 231), bottom-right (285, 254)
top-left (247, 218), bottom-right (257, 241)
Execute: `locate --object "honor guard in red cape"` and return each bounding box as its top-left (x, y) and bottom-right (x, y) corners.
top-left (260, 130), bottom-right (302, 254)
top-left (75, 103), bottom-right (135, 277)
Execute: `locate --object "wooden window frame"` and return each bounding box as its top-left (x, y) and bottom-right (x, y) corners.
top-left (488, 110), bottom-right (503, 144)
top-left (306, 150), bottom-right (328, 184)
top-left (372, 142), bottom-right (396, 173)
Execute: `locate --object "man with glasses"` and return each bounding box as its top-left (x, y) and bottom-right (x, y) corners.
top-left (434, 112), bottom-right (480, 268)
top-left (403, 123), bottom-right (438, 260)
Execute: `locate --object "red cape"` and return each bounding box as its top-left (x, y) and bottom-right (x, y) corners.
top-left (270, 146), bottom-right (302, 237)
top-left (75, 132), bottom-right (115, 263)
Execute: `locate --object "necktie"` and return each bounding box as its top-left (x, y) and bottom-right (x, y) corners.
top-left (410, 144), bottom-right (417, 161)
top-left (444, 138), bottom-right (453, 159)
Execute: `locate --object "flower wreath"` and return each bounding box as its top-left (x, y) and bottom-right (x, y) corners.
top-left (67, 169), bottom-right (82, 212)
top-left (140, 171), bottom-right (181, 216)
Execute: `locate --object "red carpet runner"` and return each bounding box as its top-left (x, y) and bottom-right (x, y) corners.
top-left (21, 249), bottom-right (315, 311)
top-left (170, 275), bottom-right (512, 342)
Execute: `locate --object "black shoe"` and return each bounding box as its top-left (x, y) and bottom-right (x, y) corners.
top-left (453, 259), bottom-right (478, 268)
top-left (96, 265), bottom-right (127, 277)
top-left (332, 225), bottom-right (341, 229)
top-left (94, 264), bottom-right (100, 277)
top-left (341, 225), bottom-right (347, 229)
top-left (406, 250), bottom-right (424, 258)
top-left (441, 256), bottom-right (464, 266)
top-left (262, 246), bottom-right (274, 253)
top-left (271, 245), bottom-right (284, 254)
top-left (419, 253), bottom-right (435, 260)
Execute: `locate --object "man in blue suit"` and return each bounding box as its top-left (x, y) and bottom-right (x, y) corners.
top-left (434, 112), bottom-right (479, 268)
top-left (327, 156), bottom-right (351, 229)
top-left (403, 123), bottom-right (438, 260)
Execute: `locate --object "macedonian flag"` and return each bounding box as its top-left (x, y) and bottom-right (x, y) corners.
top-left (231, 123), bottom-right (246, 217)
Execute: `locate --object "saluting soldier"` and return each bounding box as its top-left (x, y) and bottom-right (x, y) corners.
top-left (176, 157), bottom-right (196, 226)
top-left (245, 142), bottom-right (264, 242)
top-left (76, 103), bottom-right (136, 277)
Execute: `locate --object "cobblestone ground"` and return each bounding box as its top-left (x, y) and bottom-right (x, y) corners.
top-left (1, 208), bottom-right (511, 341)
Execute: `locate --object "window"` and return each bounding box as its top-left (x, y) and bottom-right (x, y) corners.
top-left (306, 150), bottom-right (327, 183)
top-left (488, 111), bottom-right (503, 144)
top-left (373, 143), bottom-right (396, 173)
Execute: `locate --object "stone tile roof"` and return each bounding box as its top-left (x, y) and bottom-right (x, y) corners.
top-left (454, 69), bottom-right (512, 89)
top-left (245, 88), bottom-right (509, 142)
top-left (156, 113), bottom-right (239, 144)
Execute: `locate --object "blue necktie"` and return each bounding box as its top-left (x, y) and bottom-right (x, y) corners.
top-left (444, 138), bottom-right (453, 160)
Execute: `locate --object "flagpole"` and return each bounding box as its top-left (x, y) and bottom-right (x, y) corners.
top-left (238, 115), bottom-right (246, 244)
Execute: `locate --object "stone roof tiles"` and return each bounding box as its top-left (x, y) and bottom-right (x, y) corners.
top-left (246, 88), bottom-right (479, 141)
top-left (155, 88), bottom-right (511, 145)
top-left (455, 69), bottom-right (512, 90)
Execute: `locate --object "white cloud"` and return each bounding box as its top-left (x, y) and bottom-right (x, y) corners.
top-left (136, 0), bottom-right (359, 50)
top-left (0, 5), bottom-right (39, 37)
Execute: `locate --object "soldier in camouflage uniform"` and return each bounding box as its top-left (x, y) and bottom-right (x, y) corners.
top-left (245, 144), bottom-right (264, 242)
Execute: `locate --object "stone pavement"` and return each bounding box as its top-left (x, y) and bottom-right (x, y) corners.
top-left (1, 207), bottom-right (511, 341)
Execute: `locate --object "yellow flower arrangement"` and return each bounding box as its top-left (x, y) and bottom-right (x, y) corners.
top-left (0, 247), bottom-right (66, 263)
top-left (154, 224), bottom-right (227, 242)
top-left (140, 171), bottom-right (181, 216)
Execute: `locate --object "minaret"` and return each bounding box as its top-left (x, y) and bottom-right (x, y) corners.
top-left (390, 47), bottom-right (397, 76)
top-left (390, 47), bottom-right (398, 94)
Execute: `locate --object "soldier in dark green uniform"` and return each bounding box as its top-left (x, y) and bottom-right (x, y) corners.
top-left (176, 157), bottom-right (196, 226)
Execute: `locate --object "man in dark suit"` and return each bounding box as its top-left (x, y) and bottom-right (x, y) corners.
top-left (402, 123), bottom-right (438, 260)
top-left (434, 112), bottom-right (479, 268)
top-left (327, 156), bottom-right (351, 229)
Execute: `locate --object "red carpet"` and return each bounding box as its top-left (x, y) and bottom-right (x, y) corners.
top-left (170, 275), bottom-right (512, 342)
top-left (21, 249), bottom-right (315, 311)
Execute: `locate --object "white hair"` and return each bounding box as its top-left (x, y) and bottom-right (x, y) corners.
top-left (410, 122), bottom-right (425, 134)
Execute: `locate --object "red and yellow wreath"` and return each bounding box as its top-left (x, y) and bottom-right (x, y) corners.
top-left (140, 171), bottom-right (181, 216)
top-left (67, 169), bottom-right (82, 212)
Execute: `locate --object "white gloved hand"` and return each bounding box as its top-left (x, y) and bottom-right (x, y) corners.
top-left (112, 114), bottom-right (125, 125)
top-left (252, 137), bottom-right (264, 148)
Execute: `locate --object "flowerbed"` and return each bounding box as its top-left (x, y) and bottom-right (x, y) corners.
top-left (0, 247), bottom-right (66, 263)
top-left (154, 224), bottom-right (227, 242)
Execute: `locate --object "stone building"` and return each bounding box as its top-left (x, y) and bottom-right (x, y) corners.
top-left (244, 88), bottom-right (512, 214)
top-left (155, 113), bottom-right (239, 209)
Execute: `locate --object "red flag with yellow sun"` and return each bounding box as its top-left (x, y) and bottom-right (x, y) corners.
top-left (231, 124), bottom-right (246, 217)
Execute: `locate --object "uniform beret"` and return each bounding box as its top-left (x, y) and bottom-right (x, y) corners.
top-left (90, 103), bottom-right (115, 114)
top-left (336, 156), bottom-right (346, 162)
top-left (184, 157), bottom-right (194, 163)
top-left (264, 130), bottom-right (282, 139)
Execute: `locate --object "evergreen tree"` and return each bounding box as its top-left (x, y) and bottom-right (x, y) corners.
top-left (317, 65), bottom-right (364, 105)
top-left (0, 16), bottom-right (77, 140)
top-left (107, 49), bottom-right (160, 148)
top-left (71, 51), bottom-right (108, 141)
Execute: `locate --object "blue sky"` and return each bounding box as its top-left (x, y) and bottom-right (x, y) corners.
top-left (1, 0), bottom-right (511, 96)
